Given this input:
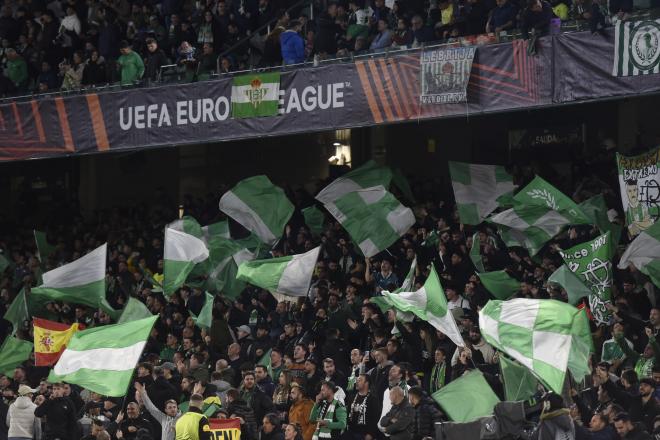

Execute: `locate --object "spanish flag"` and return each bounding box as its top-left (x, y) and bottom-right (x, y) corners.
top-left (33, 318), bottom-right (83, 366)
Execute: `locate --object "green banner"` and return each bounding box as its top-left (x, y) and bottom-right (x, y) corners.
top-left (559, 232), bottom-right (614, 325)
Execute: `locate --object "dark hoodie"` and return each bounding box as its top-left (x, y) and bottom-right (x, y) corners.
top-left (536, 409), bottom-right (575, 440)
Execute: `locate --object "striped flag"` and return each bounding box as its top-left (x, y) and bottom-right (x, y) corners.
top-left (613, 20), bottom-right (660, 76)
top-left (231, 73), bottom-right (280, 118)
top-left (33, 318), bottom-right (83, 366)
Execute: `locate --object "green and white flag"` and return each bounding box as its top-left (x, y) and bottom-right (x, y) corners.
top-left (163, 228), bottom-right (209, 296)
top-left (201, 236), bottom-right (256, 299)
top-left (191, 292), bottom-right (214, 330)
top-left (616, 147), bottom-right (660, 237)
top-left (618, 220), bottom-right (660, 288)
top-left (478, 270), bottom-right (519, 300)
top-left (219, 175), bottom-right (294, 245)
top-left (3, 289), bottom-right (29, 335)
top-left (490, 176), bottom-right (589, 255)
top-left (432, 370), bottom-right (500, 422)
top-left (560, 232), bottom-right (614, 326)
top-left (316, 160), bottom-right (393, 205)
top-left (382, 265), bottom-right (464, 347)
top-left (231, 72), bottom-right (280, 118)
top-left (325, 185), bottom-right (415, 258)
top-left (31, 244), bottom-right (107, 309)
top-left (302, 206), bottom-right (325, 236)
top-left (613, 20), bottom-right (660, 76)
top-left (202, 221), bottom-right (231, 241)
top-left (49, 316), bottom-right (158, 396)
top-left (499, 355), bottom-right (540, 402)
top-left (34, 230), bottom-right (56, 263)
top-left (548, 265), bottom-right (593, 306)
top-left (168, 216), bottom-right (204, 239)
top-left (448, 162), bottom-right (515, 225)
top-left (470, 233), bottom-right (485, 272)
top-left (0, 336), bottom-right (33, 377)
top-left (237, 246), bottom-right (320, 296)
top-left (579, 195), bottom-right (622, 244)
top-left (479, 298), bottom-right (591, 393)
top-left (117, 297), bottom-right (153, 325)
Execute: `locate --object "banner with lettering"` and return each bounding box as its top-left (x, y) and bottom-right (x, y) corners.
top-left (420, 46), bottom-right (476, 104)
top-left (209, 418), bottom-right (241, 440)
top-left (560, 232), bottom-right (615, 326)
top-left (617, 147), bottom-right (660, 237)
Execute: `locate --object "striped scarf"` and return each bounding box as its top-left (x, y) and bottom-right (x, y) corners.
top-left (430, 362), bottom-right (446, 394)
top-left (312, 399), bottom-right (343, 440)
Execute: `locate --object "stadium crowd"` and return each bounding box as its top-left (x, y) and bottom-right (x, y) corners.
top-left (1, 144), bottom-right (660, 440)
top-left (0, 0), bottom-right (645, 96)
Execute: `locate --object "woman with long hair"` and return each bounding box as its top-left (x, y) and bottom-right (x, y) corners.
top-left (273, 370), bottom-right (292, 421)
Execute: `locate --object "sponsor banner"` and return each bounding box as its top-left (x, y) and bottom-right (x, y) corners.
top-left (420, 46), bottom-right (475, 104)
top-left (209, 418), bottom-right (241, 440)
top-left (613, 20), bottom-right (660, 76)
top-left (1, 29), bottom-right (659, 162)
top-left (617, 147), bottom-right (660, 237)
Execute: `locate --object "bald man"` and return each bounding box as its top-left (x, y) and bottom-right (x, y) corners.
top-left (379, 386), bottom-right (414, 439)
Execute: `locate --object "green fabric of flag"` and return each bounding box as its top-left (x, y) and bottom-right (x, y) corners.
top-left (422, 230), bottom-right (439, 248)
top-left (499, 355), bottom-right (540, 402)
top-left (237, 247), bottom-right (320, 296)
top-left (478, 270), bottom-right (519, 300)
top-left (432, 370), bottom-right (500, 422)
top-left (3, 289), bottom-right (29, 335)
top-left (448, 161), bottom-right (515, 225)
top-left (470, 233), bottom-right (485, 272)
top-left (31, 244), bottom-right (107, 309)
top-left (578, 195), bottom-right (622, 245)
top-left (560, 232), bottom-right (615, 326)
top-left (392, 168), bottom-right (416, 203)
top-left (302, 206), bottom-right (325, 236)
top-left (201, 236), bottom-right (255, 299)
top-left (316, 160), bottom-right (393, 205)
top-left (34, 230), bottom-right (56, 263)
top-left (619, 221), bottom-right (660, 288)
top-left (479, 298), bottom-right (591, 393)
top-left (568, 308), bottom-right (594, 381)
top-left (48, 316), bottom-right (158, 396)
top-left (231, 72), bottom-right (280, 118)
top-left (490, 176), bottom-right (590, 255)
top-left (99, 299), bottom-right (123, 321)
top-left (258, 349), bottom-right (272, 377)
top-left (117, 297), bottom-right (153, 324)
top-left (202, 221), bottom-right (230, 242)
top-left (0, 336), bottom-right (33, 376)
top-left (168, 216), bottom-right (204, 239)
top-left (163, 228), bottom-right (209, 296)
top-left (191, 292), bottom-right (214, 329)
top-left (219, 175), bottom-right (294, 245)
top-left (382, 264), bottom-right (464, 347)
top-left (325, 185), bottom-right (415, 258)
top-left (548, 265), bottom-right (593, 305)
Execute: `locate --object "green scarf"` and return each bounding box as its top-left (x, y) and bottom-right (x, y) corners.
top-left (312, 399), bottom-right (342, 440)
top-left (430, 362), bottom-right (446, 394)
top-left (635, 357), bottom-right (655, 379)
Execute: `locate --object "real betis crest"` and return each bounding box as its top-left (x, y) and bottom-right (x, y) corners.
top-left (245, 77), bottom-right (268, 108)
top-left (629, 21), bottom-right (660, 71)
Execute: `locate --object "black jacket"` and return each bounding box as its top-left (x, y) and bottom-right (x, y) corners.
top-left (34, 396), bottom-right (80, 440)
top-left (380, 400), bottom-right (414, 440)
top-left (225, 399), bottom-right (257, 436)
top-left (602, 380), bottom-right (659, 432)
top-left (145, 49), bottom-right (169, 81)
top-left (412, 397), bottom-right (443, 440)
top-left (345, 391), bottom-right (380, 437)
top-left (622, 424), bottom-right (652, 440)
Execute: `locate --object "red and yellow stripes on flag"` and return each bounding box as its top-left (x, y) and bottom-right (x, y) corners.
top-left (209, 418), bottom-right (241, 440)
top-left (33, 318), bottom-right (83, 366)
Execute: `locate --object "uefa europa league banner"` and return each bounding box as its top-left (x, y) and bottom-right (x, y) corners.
top-left (617, 147), bottom-right (660, 237)
top-left (560, 232), bottom-right (615, 326)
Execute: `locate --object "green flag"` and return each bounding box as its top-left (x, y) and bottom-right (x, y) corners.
top-left (191, 292), bottom-right (215, 330)
top-left (432, 370), bottom-right (500, 422)
top-left (48, 316), bottom-right (158, 396)
top-left (619, 221), bottom-right (660, 288)
top-left (392, 168), bottom-right (416, 204)
top-left (478, 270), bottom-right (519, 300)
top-left (302, 206), bottom-right (325, 236)
top-left (578, 195), bottom-right (622, 245)
top-left (470, 233), bottom-right (485, 273)
top-left (499, 355), bottom-right (540, 402)
top-left (0, 336), bottom-right (33, 376)
top-left (422, 230), bottom-right (439, 248)
top-left (559, 231), bottom-right (615, 326)
top-left (548, 265), bottom-right (592, 305)
top-left (231, 72), bottom-right (281, 118)
top-left (315, 160), bottom-right (393, 205)
top-left (325, 185), bottom-right (415, 258)
top-left (168, 216), bottom-right (204, 239)
top-left (163, 228), bottom-right (209, 296)
top-left (117, 297), bottom-right (153, 324)
top-left (34, 230), bottom-right (56, 263)
top-left (258, 348), bottom-right (273, 377)
top-left (449, 161), bottom-right (515, 225)
top-left (31, 244), bottom-right (107, 309)
top-left (3, 289), bottom-right (29, 335)
top-left (219, 175), bottom-right (294, 245)
top-left (201, 236), bottom-right (255, 299)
